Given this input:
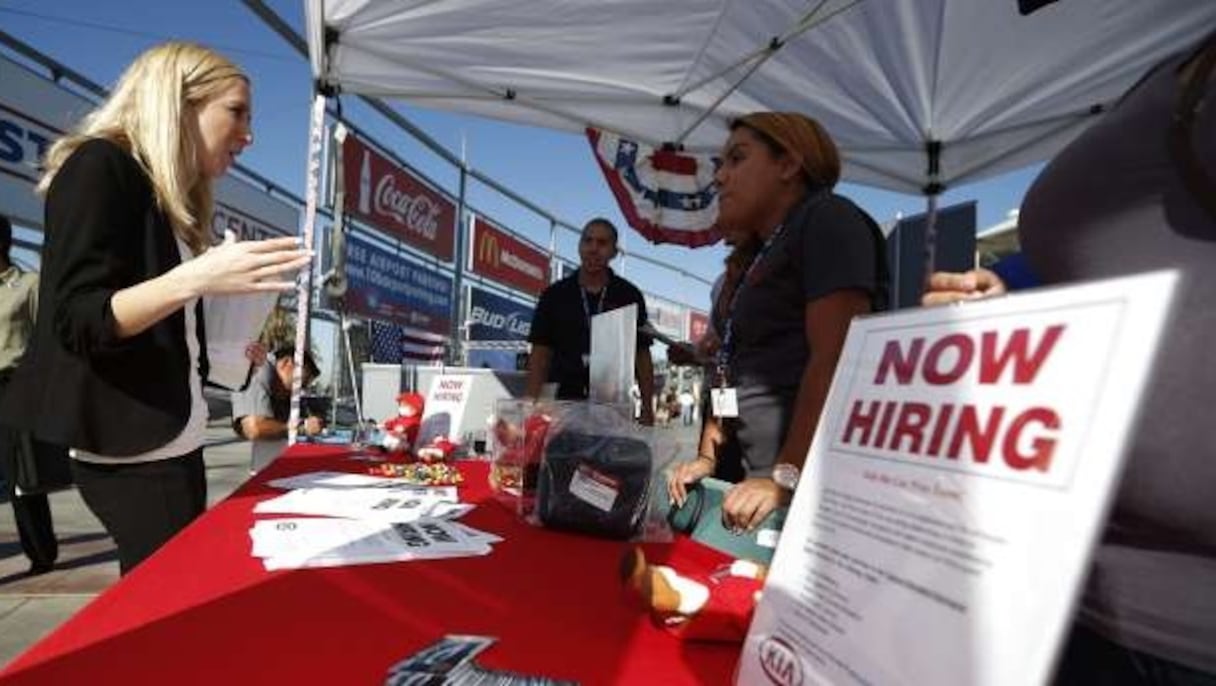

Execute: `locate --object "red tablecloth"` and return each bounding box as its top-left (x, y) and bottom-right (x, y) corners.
top-left (0, 445), bottom-right (740, 685)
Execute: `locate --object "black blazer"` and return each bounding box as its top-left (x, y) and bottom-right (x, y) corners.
top-left (1, 138), bottom-right (207, 457)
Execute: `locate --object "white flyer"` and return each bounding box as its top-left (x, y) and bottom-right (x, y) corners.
top-left (253, 485), bottom-right (459, 523)
top-left (418, 374), bottom-right (473, 447)
top-left (738, 271), bottom-right (1177, 686)
top-left (251, 517), bottom-right (495, 570)
top-left (203, 291), bottom-right (278, 390)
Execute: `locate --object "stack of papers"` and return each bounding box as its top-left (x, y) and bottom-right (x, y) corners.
top-left (249, 470), bottom-right (499, 571)
top-left (255, 485), bottom-right (472, 522)
top-left (265, 471), bottom-right (427, 491)
top-left (251, 517), bottom-right (501, 571)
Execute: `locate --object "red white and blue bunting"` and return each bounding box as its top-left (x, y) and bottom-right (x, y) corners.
top-left (587, 127), bottom-right (721, 248)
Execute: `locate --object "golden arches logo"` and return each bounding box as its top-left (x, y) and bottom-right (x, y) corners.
top-left (477, 229), bottom-right (500, 268)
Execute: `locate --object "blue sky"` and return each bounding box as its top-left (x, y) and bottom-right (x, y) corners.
top-left (0, 0), bottom-right (1041, 313)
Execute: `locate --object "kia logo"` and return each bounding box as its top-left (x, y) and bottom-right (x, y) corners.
top-left (759, 636), bottom-right (803, 686)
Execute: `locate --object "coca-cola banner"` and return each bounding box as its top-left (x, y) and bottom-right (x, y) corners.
top-left (469, 216), bottom-right (550, 297)
top-left (467, 286), bottom-right (534, 342)
top-left (345, 231), bottom-right (453, 336)
top-left (688, 310), bottom-right (710, 343)
top-left (342, 134), bottom-right (456, 262)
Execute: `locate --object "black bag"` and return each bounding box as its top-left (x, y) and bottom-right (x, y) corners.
top-left (13, 432), bottom-right (73, 495)
top-left (535, 428), bottom-right (653, 540)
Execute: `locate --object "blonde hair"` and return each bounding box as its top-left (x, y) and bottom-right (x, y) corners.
top-left (37, 42), bottom-right (248, 254)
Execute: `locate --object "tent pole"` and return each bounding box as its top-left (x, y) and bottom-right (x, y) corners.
top-left (920, 139), bottom-right (944, 297)
top-left (288, 92), bottom-right (328, 445)
top-left (922, 193), bottom-right (939, 289)
top-left (450, 164), bottom-right (469, 365)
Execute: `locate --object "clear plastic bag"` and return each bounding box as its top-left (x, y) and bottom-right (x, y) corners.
top-left (528, 402), bottom-right (674, 541)
top-left (488, 398), bottom-right (548, 517)
top-left (489, 399), bottom-right (673, 541)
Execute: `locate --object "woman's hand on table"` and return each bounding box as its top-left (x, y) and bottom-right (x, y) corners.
top-left (667, 456), bottom-right (715, 508)
top-left (722, 477), bottom-right (783, 532)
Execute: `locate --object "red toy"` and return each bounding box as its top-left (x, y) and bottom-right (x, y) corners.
top-left (415, 435), bottom-right (460, 463)
top-left (489, 411), bottom-right (552, 494)
top-left (381, 392), bottom-right (424, 453)
top-left (620, 546), bottom-right (766, 643)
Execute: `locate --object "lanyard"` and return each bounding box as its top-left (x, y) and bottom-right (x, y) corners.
top-left (715, 222), bottom-right (787, 384)
top-left (580, 283), bottom-right (609, 326)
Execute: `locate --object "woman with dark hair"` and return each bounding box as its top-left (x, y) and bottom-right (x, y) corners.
top-left (668, 112), bottom-right (889, 531)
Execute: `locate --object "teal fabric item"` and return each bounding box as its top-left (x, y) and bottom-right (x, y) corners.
top-left (666, 477), bottom-right (786, 564)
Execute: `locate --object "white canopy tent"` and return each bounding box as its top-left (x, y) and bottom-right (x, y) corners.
top-left (285, 0), bottom-right (1216, 440)
top-left (303, 0), bottom-right (1216, 195)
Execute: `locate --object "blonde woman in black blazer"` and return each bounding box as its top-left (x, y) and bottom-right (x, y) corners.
top-left (0, 42), bottom-right (310, 574)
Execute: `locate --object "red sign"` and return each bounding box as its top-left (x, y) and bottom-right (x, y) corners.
top-left (342, 135), bottom-right (456, 261)
top-left (469, 217), bottom-right (550, 297)
top-left (688, 310), bottom-right (710, 343)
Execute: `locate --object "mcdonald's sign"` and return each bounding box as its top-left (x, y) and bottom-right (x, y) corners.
top-left (470, 217), bottom-right (550, 297)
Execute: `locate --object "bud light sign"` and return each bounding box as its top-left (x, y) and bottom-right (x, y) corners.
top-left (342, 134), bottom-right (456, 262)
top-left (468, 287), bottom-right (533, 342)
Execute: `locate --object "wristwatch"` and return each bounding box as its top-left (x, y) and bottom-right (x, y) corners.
top-left (772, 463), bottom-right (801, 491)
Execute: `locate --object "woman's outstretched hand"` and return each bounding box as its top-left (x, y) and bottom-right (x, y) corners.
top-left (175, 233), bottom-right (312, 297)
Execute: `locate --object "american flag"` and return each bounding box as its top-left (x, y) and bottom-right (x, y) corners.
top-left (369, 321), bottom-right (447, 364)
top-left (587, 127), bottom-right (721, 248)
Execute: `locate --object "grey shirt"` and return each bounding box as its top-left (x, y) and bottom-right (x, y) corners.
top-left (231, 362), bottom-right (290, 471)
top-left (0, 266), bottom-right (37, 374)
top-left (1019, 44), bottom-right (1216, 673)
top-left (729, 192), bottom-right (887, 473)
top-left (231, 362), bottom-right (290, 429)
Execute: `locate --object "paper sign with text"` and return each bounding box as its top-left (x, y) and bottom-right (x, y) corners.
top-left (738, 271), bottom-right (1177, 686)
top-left (419, 375), bottom-right (473, 447)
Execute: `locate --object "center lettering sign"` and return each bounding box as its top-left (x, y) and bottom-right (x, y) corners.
top-left (739, 271), bottom-right (1178, 686)
top-left (467, 287), bottom-right (533, 342)
top-left (344, 232), bottom-right (453, 336)
top-left (342, 135), bottom-right (456, 262)
top-left (469, 217), bottom-right (549, 297)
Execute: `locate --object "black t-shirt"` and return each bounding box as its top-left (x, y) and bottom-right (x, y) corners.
top-left (727, 191), bottom-right (888, 472)
top-left (528, 269), bottom-right (651, 399)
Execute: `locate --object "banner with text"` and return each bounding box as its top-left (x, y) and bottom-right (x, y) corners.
top-left (0, 54), bottom-right (297, 241)
top-left (341, 134), bottom-right (456, 262)
top-left (467, 286), bottom-right (533, 342)
top-left (739, 271), bottom-right (1178, 686)
top-left (469, 216), bottom-right (549, 297)
top-left (344, 231), bottom-right (453, 337)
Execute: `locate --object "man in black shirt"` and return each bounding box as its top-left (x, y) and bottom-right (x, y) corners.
top-left (526, 218), bottom-right (655, 425)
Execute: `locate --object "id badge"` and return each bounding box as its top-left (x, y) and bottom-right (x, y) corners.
top-left (711, 387), bottom-right (739, 418)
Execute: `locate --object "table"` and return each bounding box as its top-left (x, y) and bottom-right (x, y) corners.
top-left (0, 445), bottom-right (741, 685)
